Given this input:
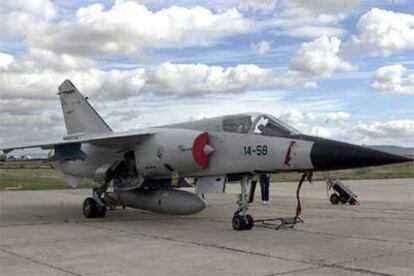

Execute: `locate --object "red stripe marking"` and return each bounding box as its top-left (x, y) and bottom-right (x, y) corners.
top-left (284, 141), bottom-right (296, 166)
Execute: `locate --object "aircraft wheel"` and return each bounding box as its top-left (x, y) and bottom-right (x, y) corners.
top-left (245, 214), bottom-right (254, 230)
top-left (232, 215), bottom-right (253, 231)
top-left (95, 205), bottom-right (107, 218)
top-left (232, 215), bottom-right (245, 230)
top-left (330, 194), bottom-right (339, 205)
top-left (83, 197), bottom-right (98, 218)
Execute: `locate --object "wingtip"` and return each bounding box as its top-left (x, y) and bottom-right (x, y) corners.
top-left (58, 79), bottom-right (77, 94)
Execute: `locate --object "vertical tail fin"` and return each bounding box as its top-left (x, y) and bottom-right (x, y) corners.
top-left (58, 79), bottom-right (112, 134)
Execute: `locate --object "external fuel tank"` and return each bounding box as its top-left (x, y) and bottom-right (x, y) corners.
top-left (106, 189), bottom-right (206, 215)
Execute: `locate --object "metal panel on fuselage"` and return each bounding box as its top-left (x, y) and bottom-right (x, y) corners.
top-left (185, 131), bottom-right (314, 177)
top-left (134, 128), bottom-right (204, 177)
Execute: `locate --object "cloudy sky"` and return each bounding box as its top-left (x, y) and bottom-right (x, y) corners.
top-left (0, 0), bottom-right (413, 150)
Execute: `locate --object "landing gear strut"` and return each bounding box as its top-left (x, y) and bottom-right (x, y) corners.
top-left (83, 168), bottom-right (114, 219)
top-left (232, 175), bottom-right (254, 231)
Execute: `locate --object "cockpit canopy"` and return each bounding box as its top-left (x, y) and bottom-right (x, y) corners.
top-left (222, 113), bottom-right (300, 137)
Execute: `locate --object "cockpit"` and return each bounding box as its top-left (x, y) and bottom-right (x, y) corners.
top-left (222, 113), bottom-right (300, 137)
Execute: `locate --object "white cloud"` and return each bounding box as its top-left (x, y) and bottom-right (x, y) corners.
top-left (239, 0), bottom-right (360, 16)
top-left (0, 9), bottom-right (48, 40)
top-left (371, 64), bottom-right (414, 94)
top-left (276, 110), bottom-right (350, 131)
top-left (351, 120), bottom-right (414, 145)
top-left (282, 0), bottom-right (360, 17)
top-left (314, 119), bottom-right (407, 142)
top-left (277, 109), bottom-right (414, 146)
top-left (22, 1), bottom-right (253, 56)
top-left (289, 36), bottom-right (354, 78)
top-left (250, 40), bottom-right (271, 54)
top-left (0, 1), bottom-right (412, 150)
top-left (6, 0), bottom-right (56, 20)
top-left (282, 26), bottom-right (346, 38)
top-left (277, 109), bottom-right (317, 128)
top-left (325, 112), bottom-right (351, 124)
top-left (0, 53), bottom-right (14, 69)
top-left (256, 36), bottom-right (357, 89)
top-left (28, 49), bottom-right (96, 71)
top-left (0, 112), bottom-right (65, 147)
top-left (144, 62), bottom-right (271, 95)
top-left (0, 99), bottom-right (45, 115)
top-left (309, 126), bottom-right (332, 138)
top-left (238, 0), bottom-right (356, 39)
top-left (343, 8), bottom-right (414, 57)
top-left (0, 66), bottom-right (146, 101)
top-left (264, 1), bottom-right (354, 39)
top-left (272, 70), bottom-right (318, 89)
top-left (238, 0), bottom-right (278, 13)
top-left (303, 81), bottom-right (318, 89)
top-left (0, 55), bottom-right (276, 100)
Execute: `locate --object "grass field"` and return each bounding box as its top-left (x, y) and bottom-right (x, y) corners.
top-left (0, 161), bottom-right (413, 190)
top-left (272, 162), bottom-right (414, 182)
top-left (0, 161), bottom-right (98, 190)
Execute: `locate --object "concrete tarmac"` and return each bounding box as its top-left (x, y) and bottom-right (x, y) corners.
top-left (0, 178), bottom-right (413, 276)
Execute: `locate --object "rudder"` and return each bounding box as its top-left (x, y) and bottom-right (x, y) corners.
top-left (58, 79), bottom-right (112, 134)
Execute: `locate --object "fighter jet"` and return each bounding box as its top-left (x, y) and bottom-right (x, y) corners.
top-left (1, 80), bottom-right (412, 230)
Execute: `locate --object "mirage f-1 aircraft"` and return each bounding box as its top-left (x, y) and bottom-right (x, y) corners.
top-left (1, 80), bottom-right (412, 230)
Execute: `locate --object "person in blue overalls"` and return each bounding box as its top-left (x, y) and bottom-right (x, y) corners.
top-left (259, 174), bottom-right (270, 204)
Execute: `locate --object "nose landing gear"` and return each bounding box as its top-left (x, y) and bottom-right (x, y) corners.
top-left (232, 175), bottom-right (255, 231)
top-left (238, 172), bottom-right (311, 231)
top-left (232, 214), bottom-right (254, 230)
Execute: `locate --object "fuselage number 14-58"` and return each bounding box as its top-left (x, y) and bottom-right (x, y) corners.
top-left (243, 145), bottom-right (268, 156)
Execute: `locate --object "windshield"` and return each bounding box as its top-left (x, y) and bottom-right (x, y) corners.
top-left (254, 115), bottom-right (299, 137)
top-left (222, 115), bottom-right (252, 134)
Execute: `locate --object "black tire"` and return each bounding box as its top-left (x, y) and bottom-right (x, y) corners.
top-left (232, 215), bottom-right (244, 231)
top-left (245, 214), bottom-right (254, 230)
top-left (330, 194), bottom-right (339, 205)
top-left (232, 215), bottom-right (254, 231)
top-left (83, 197), bottom-right (97, 218)
top-left (349, 198), bottom-right (357, 205)
top-left (96, 205), bottom-right (107, 218)
top-left (339, 196), bottom-right (348, 204)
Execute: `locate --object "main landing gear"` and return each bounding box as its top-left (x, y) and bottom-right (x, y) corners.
top-left (83, 152), bottom-right (139, 219)
top-left (83, 196), bottom-right (106, 218)
top-left (232, 175), bottom-right (254, 231)
top-left (83, 172), bottom-right (112, 219)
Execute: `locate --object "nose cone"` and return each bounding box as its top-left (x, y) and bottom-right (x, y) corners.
top-left (310, 138), bottom-right (412, 171)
